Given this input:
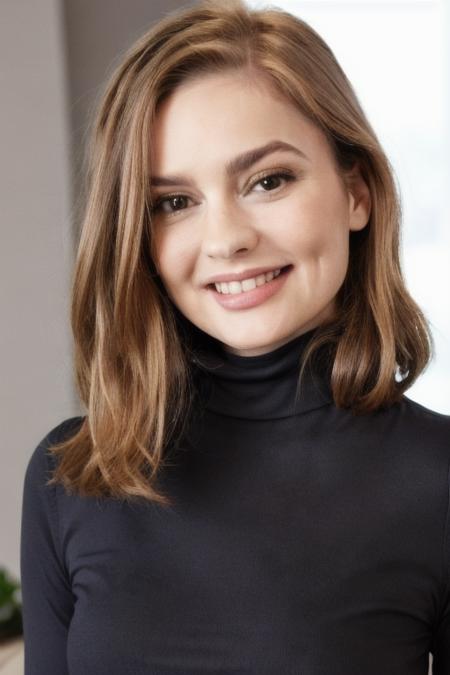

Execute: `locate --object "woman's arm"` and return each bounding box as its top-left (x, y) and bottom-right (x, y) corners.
top-left (20, 422), bottom-right (76, 675)
top-left (431, 463), bottom-right (450, 674)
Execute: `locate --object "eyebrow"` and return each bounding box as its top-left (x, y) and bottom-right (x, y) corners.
top-left (149, 140), bottom-right (309, 188)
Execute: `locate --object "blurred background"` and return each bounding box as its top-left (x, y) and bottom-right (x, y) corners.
top-left (0, 0), bottom-right (448, 632)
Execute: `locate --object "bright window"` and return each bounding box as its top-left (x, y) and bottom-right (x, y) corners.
top-left (248, 0), bottom-right (450, 413)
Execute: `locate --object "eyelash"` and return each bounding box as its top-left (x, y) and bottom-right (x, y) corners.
top-left (150, 169), bottom-right (297, 218)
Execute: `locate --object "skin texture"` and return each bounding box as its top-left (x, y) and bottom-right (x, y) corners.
top-left (150, 72), bottom-right (371, 356)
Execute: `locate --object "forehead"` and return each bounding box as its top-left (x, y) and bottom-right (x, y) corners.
top-left (150, 71), bottom-right (333, 172)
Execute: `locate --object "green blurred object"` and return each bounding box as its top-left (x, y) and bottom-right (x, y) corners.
top-left (0, 567), bottom-right (23, 641)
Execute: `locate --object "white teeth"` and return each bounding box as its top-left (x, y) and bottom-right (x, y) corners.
top-left (214, 267), bottom-right (283, 294)
top-left (228, 281), bottom-right (243, 295)
top-left (241, 277), bottom-right (257, 291)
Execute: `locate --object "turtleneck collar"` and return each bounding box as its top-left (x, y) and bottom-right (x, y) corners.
top-left (186, 324), bottom-right (333, 420)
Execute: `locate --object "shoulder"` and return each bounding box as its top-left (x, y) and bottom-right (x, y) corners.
top-left (25, 416), bottom-right (86, 485)
top-left (22, 417), bottom-right (86, 544)
top-left (398, 395), bottom-right (450, 438)
top-left (341, 395), bottom-right (450, 467)
top-left (379, 395), bottom-right (450, 470)
top-left (42, 415), bottom-right (86, 446)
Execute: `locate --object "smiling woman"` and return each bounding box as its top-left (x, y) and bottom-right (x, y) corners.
top-left (20, 1), bottom-right (450, 674)
top-left (150, 73), bottom-right (370, 353)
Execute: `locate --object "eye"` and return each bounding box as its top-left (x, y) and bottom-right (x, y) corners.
top-left (249, 170), bottom-right (297, 193)
top-left (150, 194), bottom-right (193, 217)
top-left (150, 169), bottom-right (297, 219)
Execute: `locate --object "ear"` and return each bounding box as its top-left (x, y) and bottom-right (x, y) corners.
top-left (343, 161), bottom-right (371, 232)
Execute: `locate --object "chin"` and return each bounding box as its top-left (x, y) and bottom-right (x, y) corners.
top-left (218, 330), bottom-right (297, 357)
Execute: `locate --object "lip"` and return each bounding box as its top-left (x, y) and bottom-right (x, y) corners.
top-left (206, 264), bottom-right (293, 310)
top-left (203, 264), bottom-right (289, 287)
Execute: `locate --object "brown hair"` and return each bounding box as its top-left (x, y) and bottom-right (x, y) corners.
top-left (47, 0), bottom-right (433, 505)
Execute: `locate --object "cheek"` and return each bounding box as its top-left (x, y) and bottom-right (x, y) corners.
top-left (272, 188), bottom-right (351, 300)
top-left (152, 226), bottom-right (197, 291)
top-left (276, 192), bottom-right (350, 263)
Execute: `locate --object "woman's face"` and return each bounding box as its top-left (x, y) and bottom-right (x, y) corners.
top-left (150, 71), bottom-right (370, 356)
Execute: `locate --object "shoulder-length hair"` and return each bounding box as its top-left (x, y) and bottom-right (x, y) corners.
top-left (48, 0), bottom-right (433, 505)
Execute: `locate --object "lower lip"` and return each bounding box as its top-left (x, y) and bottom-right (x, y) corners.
top-left (206, 265), bottom-right (293, 310)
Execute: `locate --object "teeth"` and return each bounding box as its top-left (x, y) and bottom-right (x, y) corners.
top-left (214, 268), bottom-right (282, 294)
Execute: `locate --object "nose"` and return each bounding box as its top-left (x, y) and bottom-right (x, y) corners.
top-left (200, 199), bottom-right (258, 259)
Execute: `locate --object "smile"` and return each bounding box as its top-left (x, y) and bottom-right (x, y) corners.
top-left (207, 265), bottom-right (293, 310)
top-left (213, 267), bottom-right (283, 294)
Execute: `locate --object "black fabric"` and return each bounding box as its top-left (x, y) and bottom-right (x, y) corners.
top-left (188, 328), bottom-right (332, 419)
top-left (20, 327), bottom-right (450, 674)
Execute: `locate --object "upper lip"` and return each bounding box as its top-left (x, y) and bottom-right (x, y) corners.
top-left (203, 265), bottom-right (289, 287)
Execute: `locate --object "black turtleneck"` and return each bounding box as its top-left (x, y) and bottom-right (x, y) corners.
top-left (188, 327), bottom-right (332, 420)
top-left (20, 328), bottom-right (450, 675)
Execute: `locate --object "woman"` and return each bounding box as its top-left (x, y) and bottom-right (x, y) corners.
top-left (20, 0), bottom-right (449, 673)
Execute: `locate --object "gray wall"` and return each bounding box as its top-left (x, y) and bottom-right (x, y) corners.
top-left (1, 0), bottom-right (191, 580)
top-left (0, 0), bottom-right (74, 579)
top-left (63, 0), bottom-right (193, 218)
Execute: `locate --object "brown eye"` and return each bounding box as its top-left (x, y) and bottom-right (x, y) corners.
top-left (166, 196), bottom-right (189, 212)
top-left (152, 194), bottom-right (192, 215)
top-left (260, 175), bottom-right (283, 190)
top-left (251, 171), bottom-right (296, 193)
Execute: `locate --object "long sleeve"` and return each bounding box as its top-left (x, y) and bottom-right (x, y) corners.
top-left (20, 419), bottom-right (81, 675)
top-left (431, 464), bottom-right (450, 674)
top-left (432, 594), bottom-right (450, 674)
top-left (17, 350), bottom-right (450, 675)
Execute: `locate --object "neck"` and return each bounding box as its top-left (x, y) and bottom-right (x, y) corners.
top-left (221, 328), bottom-right (320, 358)
top-left (188, 325), bottom-right (333, 420)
